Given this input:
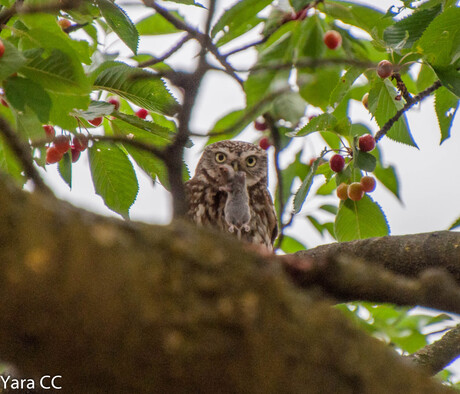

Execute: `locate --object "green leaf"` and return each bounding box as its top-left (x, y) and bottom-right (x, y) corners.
top-left (48, 91), bottom-right (90, 130)
top-left (58, 151), bottom-right (72, 189)
top-left (71, 100), bottom-right (116, 120)
top-left (374, 164), bottom-right (400, 200)
top-left (4, 76), bottom-right (51, 123)
top-left (216, 15), bottom-right (262, 47)
top-left (368, 78), bottom-right (417, 147)
top-left (299, 68), bottom-right (341, 110)
top-left (211, 0), bottom-right (272, 38)
top-left (319, 204), bottom-right (338, 215)
top-left (0, 136), bottom-right (25, 185)
top-left (88, 143), bottom-right (139, 217)
top-left (416, 64), bottom-right (437, 92)
top-left (271, 92), bottom-right (306, 123)
top-left (433, 66), bottom-right (460, 97)
top-left (383, 5), bottom-right (441, 50)
top-left (0, 39), bottom-right (27, 81)
top-left (135, 12), bottom-right (183, 35)
top-left (279, 235), bottom-right (307, 254)
top-left (334, 195), bottom-right (390, 242)
top-left (293, 113), bottom-right (337, 137)
top-left (293, 158), bottom-right (320, 214)
top-left (329, 67), bottom-right (363, 108)
top-left (449, 216), bottom-right (460, 230)
top-left (417, 7), bottom-right (460, 67)
top-left (93, 62), bottom-right (179, 116)
top-left (355, 151), bottom-right (377, 172)
top-left (434, 87), bottom-right (459, 143)
top-left (96, 0), bottom-right (139, 54)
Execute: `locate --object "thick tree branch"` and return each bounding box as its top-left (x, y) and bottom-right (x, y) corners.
top-left (375, 80), bottom-right (442, 142)
top-left (282, 254), bottom-right (460, 315)
top-left (0, 172), bottom-right (455, 393)
top-left (296, 231), bottom-right (460, 285)
top-left (0, 116), bottom-right (52, 195)
top-left (408, 324), bottom-right (460, 376)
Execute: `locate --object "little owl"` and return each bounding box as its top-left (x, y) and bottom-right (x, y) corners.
top-left (185, 140), bottom-right (278, 250)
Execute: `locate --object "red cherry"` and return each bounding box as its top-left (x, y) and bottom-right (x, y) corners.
top-left (71, 147), bottom-right (81, 163)
top-left (348, 182), bottom-right (364, 201)
top-left (358, 134), bottom-right (376, 152)
top-left (361, 176), bottom-right (376, 193)
top-left (58, 19), bottom-right (72, 30)
top-left (43, 125), bottom-right (55, 141)
top-left (330, 154), bottom-right (345, 172)
top-left (377, 60), bottom-right (393, 79)
top-left (73, 133), bottom-right (88, 152)
top-left (254, 120), bottom-right (267, 131)
top-left (108, 98), bottom-right (120, 111)
top-left (259, 137), bottom-right (271, 150)
top-left (89, 117), bottom-right (103, 126)
top-left (53, 135), bottom-right (70, 154)
top-left (1, 97), bottom-right (8, 107)
top-left (0, 41), bottom-right (4, 58)
top-left (46, 146), bottom-right (63, 164)
top-left (135, 108), bottom-right (148, 119)
top-left (323, 30), bottom-right (342, 50)
top-left (336, 183), bottom-right (349, 201)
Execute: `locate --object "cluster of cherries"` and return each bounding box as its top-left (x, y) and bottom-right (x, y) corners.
top-left (44, 96), bottom-right (149, 164)
top-left (329, 134), bottom-right (377, 201)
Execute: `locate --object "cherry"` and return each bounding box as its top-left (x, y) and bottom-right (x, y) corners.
top-left (58, 19), bottom-right (71, 30)
top-left (46, 146), bottom-right (63, 164)
top-left (323, 30), bottom-right (342, 50)
top-left (348, 182), bottom-right (364, 201)
top-left (362, 93), bottom-right (369, 109)
top-left (358, 134), bottom-right (376, 152)
top-left (1, 97), bottom-right (8, 107)
top-left (336, 183), bottom-right (349, 201)
top-left (53, 135), bottom-right (70, 154)
top-left (377, 60), bottom-right (393, 79)
top-left (259, 137), bottom-right (271, 150)
top-left (108, 98), bottom-right (120, 111)
top-left (43, 125), bottom-right (55, 141)
top-left (71, 147), bottom-right (81, 163)
top-left (0, 40), bottom-right (4, 58)
top-left (361, 176), bottom-right (376, 193)
top-left (330, 154), bottom-right (345, 172)
top-left (135, 108), bottom-right (148, 119)
top-left (254, 120), bottom-right (267, 131)
top-left (73, 133), bottom-right (88, 152)
top-left (89, 117), bottom-right (103, 126)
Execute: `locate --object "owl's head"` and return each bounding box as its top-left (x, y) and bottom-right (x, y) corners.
top-left (194, 140), bottom-right (268, 187)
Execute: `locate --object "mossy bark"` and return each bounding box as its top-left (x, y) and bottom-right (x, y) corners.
top-left (0, 175), bottom-right (455, 393)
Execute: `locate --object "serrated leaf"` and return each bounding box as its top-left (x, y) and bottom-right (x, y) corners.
top-left (433, 66), bottom-right (460, 97)
top-left (299, 68), bottom-right (341, 110)
top-left (434, 87), bottom-right (459, 143)
top-left (136, 12), bottom-right (183, 35)
top-left (0, 39), bottom-right (27, 81)
top-left (374, 164), bottom-right (400, 200)
top-left (93, 62), bottom-right (179, 116)
top-left (271, 92), bottom-right (306, 123)
top-left (211, 0), bottom-right (272, 38)
top-left (319, 204), bottom-right (338, 215)
top-left (383, 5), bottom-right (441, 50)
top-left (4, 76), bottom-right (51, 123)
top-left (368, 78), bottom-right (417, 147)
top-left (334, 195), bottom-right (389, 242)
top-left (96, 0), bottom-right (139, 55)
top-left (307, 215), bottom-right (326, 236)
top-left (293, 113), bottom-right (337, 137)
top-left (216, 15), bottom-right (262, 47)
top-left (58, 151), bottom-right (72, 189)
top-left (48, 91), bottom-right (90, 130)
top-left (293, 158), bottom-right (320, 214)
top-left (164, 0), bottom-right (205, 7)
top-left (417, 7), bottom-right (460, 67)
top-left (0, 136), bottom-right (25, 185)
top-left (355, 150), bottom-right (377, 172)
top-left (279, 235), bottom-right (307, 254)
top-left (88, 143), bottom-right (139, 217)
top-left (330, 67), bottom-right (363, 108)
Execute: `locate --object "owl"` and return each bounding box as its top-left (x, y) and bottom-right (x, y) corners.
top-left (185, 140), bottom-right (278, 250)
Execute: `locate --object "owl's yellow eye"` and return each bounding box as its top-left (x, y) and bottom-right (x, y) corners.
top-left (246, 156), bottom-right (257, 167)
top-left (215, 152), bottom-right (227, 163)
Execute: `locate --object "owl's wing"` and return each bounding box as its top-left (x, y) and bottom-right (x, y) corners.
top-left (264, 189), bottom-right (278, 245)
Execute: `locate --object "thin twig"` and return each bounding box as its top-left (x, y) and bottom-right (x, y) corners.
top-left (223, 35), bottom-right (271, 58)
top-left (88, 135), bottom-right (166, 160)
top-left (407, 324), bottom-right (460, 375)
top-left (0, 116), bottom-right (52, 195)
top-left (138, 34), bottom-right (192, 68)
top-left (375, 80), bottom-right (442, 142)
top-left (391, 72), bottom-right (413, 104)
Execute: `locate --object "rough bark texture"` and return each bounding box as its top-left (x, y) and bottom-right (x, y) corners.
top-left (0, 174), bottom-right (455, 393)
top-left (296, 232), bottom-right (460, 285)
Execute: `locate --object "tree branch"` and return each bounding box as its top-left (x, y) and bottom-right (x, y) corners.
top-left (282, 253), bottom-right (460, 315)
top-left (375, 80), bottom-right (442, 142)
top-left (138, 34), bottom-right (192, 68)
top-left (0, 116), bottom-right (52, 195)
top-left (408, 324), bottom-right (460, 375)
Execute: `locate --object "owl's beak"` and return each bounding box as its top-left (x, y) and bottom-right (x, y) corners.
top-left (231, 161), bottom-right (239, 172)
